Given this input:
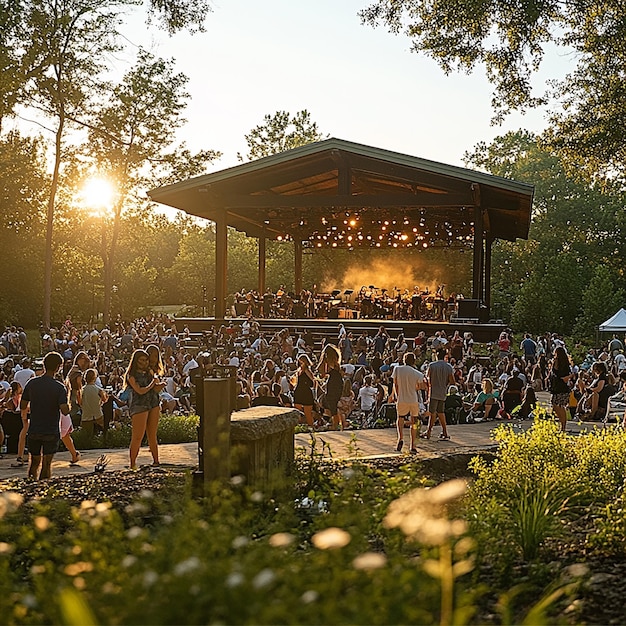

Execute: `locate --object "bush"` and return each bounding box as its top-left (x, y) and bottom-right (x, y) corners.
top-left (467, 416), bottom-right (626, 568)
top-left (70, 413), bottom-right (199, 450)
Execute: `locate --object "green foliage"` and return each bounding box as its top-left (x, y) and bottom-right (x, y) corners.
top-left (239, 110), bottom-right (326, 161)
top-left (593, 488), bottom-right (626, 556)
top-left (71, 413), bottom-right (199, 450)
top-left (468, 418), bottom-right (626, 569)
top-left (156, 412), bottom-right (199, 444)
top-left (0, 132), bottom-right (47, 326)
top-left (360, 0), bottom-right (626, 179)
top-left (574, 265), bottom-right (625, 339)
top-left (1, 430), bottom-right (608, 624)
top-left (0, 463), bottom-right (454, 625)
top-left (465, 131), bottom-right (626, 335)
top-left (146, 0), bottom-right (213, 34)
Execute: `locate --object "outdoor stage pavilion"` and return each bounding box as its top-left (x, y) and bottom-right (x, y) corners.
top-left (148, 138), bottom-right (534, 342)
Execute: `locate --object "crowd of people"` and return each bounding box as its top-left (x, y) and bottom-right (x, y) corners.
top-left (1, 314), bottom-right (626, 478)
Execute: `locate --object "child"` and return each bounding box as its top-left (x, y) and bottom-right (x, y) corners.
top-left (81, 368), bottom-right (108, 440)
top-left (337, 377), bottom-right (355, 430)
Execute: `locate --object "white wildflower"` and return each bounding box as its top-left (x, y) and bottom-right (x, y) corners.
top-left (21, 594), bottom-right (37, 609)
top-left (173, 556), bottom-right (201, 576)
top-left (311, 527), bottom-right (351, 550)
top-left (126, 526), bottom-right (143, 540)
top-left (121, 555), bottom-right (137, 569)
top-left (231, 536), bottom-right (249, 549)
top-left (384, 479), bottom-right (468, 546)
top-left (225, 572), bottom-right (244, 588)
top-left (301, 590), bottom-right (319, 604)
top-left (269, 532), bottom-right (295, 548)
top-left (352, 552), bottom-right (387, 570)
top-left (252, 568), bottom-right (275, 589)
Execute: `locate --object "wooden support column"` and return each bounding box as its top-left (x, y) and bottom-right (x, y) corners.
top-left (472, 205), bottom-right (484, 301)
top-left (294, 239), bottom-right (302, 294)
top-left (201, 378), bottom-right (231, 483)
top-left (215, 217), bottom-right (227, 319)
top-left (258, 235), bottom-right (266, 295)
top-left (484, 235), bottom-right (493, 315)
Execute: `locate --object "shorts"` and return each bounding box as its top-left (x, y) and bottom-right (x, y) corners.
top-left (27, 433), bottom-right (59, 456)
top-left (59, 414), bottom-right (74, 438)
top-left (551, 392), bottom-right (570, 408)
top-left (323, 394), bottom-right (340, 416)
top-left (396, 402), bottom-right (420, 419)
top-left (428, 398), bottom-right (446, 414)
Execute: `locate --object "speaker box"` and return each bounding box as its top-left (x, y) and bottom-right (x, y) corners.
top-left (457, 299), bottom-right (480, 319)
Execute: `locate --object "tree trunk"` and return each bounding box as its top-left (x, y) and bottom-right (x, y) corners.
top-left (43, 113), bottom-right (65, 329)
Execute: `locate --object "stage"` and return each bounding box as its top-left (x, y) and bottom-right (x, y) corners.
top-left (176, 316), bottom-right (506, 345)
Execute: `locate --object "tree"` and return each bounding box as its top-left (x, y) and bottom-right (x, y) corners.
top-left (0, 1), bottom-right (27, 130)
top-left (465, 130), bottom-right (626, 334)
top-left (21, 0), bottom-right (126, 328)
top-left (0, 132), bottom-right (48, 326)
top-left (80, 48), bottom-right (218, 323)
top-left (359, 0), bottom-right (626, 177)
top-left (239, 110), bottom-right (326, 161)
top-left (6, 0), bottom-right (216, 328)
top-left (574, 266), bottom-right (625, 339)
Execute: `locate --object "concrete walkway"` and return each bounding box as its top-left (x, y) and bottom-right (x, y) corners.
top-left (0, 392), bottom-right (621, 481)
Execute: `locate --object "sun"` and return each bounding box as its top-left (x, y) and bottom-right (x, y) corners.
top-left (81, 177), bottom-right (116, 212)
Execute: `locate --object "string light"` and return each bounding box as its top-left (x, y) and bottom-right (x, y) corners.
top-left (269, 207), bottom-right (475, 249)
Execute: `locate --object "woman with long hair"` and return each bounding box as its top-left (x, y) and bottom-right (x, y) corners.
top-left (292, 353), bottom-right (316, 427)
top-left (2, 381), bottom-right (24, 465)
top-left (549, 346), bottom-right (573, 431)
top-left (124, 349), bottom-right (164, 470)
top-left (318, 343), bottom-right (344, 430)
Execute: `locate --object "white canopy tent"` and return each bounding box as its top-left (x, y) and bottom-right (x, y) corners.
top-left (599, 308), bottom-right (626, 332)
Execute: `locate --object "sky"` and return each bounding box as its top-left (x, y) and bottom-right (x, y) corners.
top-left (117, 0), bottom-right (567, 173)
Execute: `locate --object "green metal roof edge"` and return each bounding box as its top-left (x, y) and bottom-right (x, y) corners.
top-left (148, 137), bottom-right (535, 199)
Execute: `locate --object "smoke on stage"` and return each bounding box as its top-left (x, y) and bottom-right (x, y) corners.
top-left (323, 257), bottom-right (446, 296)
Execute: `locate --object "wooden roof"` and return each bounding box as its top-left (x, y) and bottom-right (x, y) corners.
top-left (148, 138), bottom-right (534, 247)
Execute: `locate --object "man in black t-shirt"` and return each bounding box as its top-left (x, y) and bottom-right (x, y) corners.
top-left (20, 351), bottom-right (69, 480)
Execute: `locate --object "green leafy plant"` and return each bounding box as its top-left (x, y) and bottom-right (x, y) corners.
top-left (70, 414), bottom-right (199, 450)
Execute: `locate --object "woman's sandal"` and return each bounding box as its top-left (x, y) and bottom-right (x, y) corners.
top-left (395, 440), bottom-right (404, 452)
top-left (10, 457), bottom-right (25, 468)
top-left (438, 433), bottom-right (451, 441)
top-left (70, 452), bottom-right (82, 465)
top-left (419, 432), bottom-right (431, 440)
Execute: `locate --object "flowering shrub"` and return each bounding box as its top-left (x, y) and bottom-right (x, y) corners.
top-left (467, 416), bottom-right (626, 565)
